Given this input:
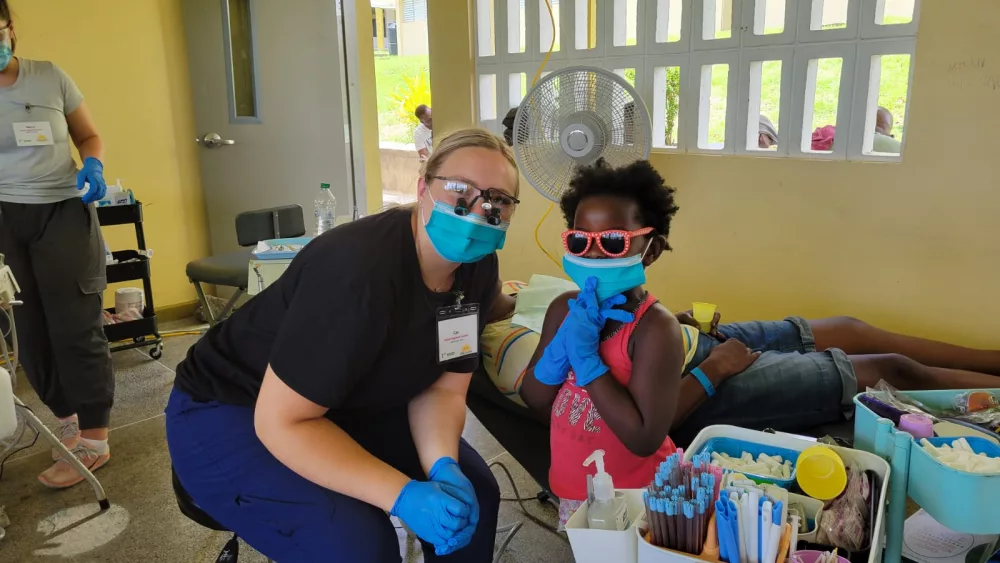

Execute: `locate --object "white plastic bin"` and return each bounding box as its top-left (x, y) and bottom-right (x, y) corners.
top-left (566, 489), bottom-right (646, 563)
top-left (684, 426), bottom-right (891, 563)
top-left (0, 367), bottom-right (15, 441)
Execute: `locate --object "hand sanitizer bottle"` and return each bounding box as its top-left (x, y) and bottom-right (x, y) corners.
top-left (583, 449), bottom-right (630, 531)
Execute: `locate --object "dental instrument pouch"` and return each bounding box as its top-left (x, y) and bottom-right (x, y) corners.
top-left (877, 383), bottom-right (1000, 434)
top-left (871, 381), bottom-right (939, 422)
top-left (811, 468), bottom-right (880, 562)
top-left (940, 405), bottom-right (1000, 434)
top-left (918, 388), bottom-right (1000, 433)
top-left (816, 463), bottom-right (869, 552)
top-left (951, 391), bottom-right (1000, 414)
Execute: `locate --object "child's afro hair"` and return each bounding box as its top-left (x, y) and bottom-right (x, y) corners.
top-left (560, 159), bottom-right (679, 250)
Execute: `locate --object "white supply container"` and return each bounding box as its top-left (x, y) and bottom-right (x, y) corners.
top-left (0, 367), bottom-right (17, 441)
top-left (95, 179), bottom-right (132, 207)
top-left (566, 489), bottom-right (646, 563)
top-left (683, 426), bottom-right (891, 563)
top-left (114, 287), bottom-right (144, 315)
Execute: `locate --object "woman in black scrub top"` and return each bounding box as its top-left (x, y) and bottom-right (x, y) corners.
top-left (166, 129), bottom-right (521, 562)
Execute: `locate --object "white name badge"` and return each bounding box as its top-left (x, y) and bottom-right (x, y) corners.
top-left (13, 122), bottom-right (55, 147)
top-left (436, 303), bottom-right (480, 364)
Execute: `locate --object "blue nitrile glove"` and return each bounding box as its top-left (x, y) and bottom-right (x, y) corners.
top-left (428, 457), bottom-right (479, 555)
top-left (565, 277), bottom-right (636, 386)
top-left (533, 326), bottom-right (571, 385)
top-left (77, 157), bottom-right (107, 204)
top-left (390, 479), bottom-right (471, 549)
top-left (534, 279), bottom-right (603, 385)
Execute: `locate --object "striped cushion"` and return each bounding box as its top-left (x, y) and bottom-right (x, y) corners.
top-left (480, 280), bottom-right (536, 407)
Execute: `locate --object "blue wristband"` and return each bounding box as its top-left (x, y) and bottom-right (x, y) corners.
top-left (690, 367), bottom-right (716, 397)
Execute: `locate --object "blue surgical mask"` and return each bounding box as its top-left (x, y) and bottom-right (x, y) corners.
top-left (0, 42), bottom-right (11, 72)
top-left (562, 242), bottom-right (651, 302)
top-left (422, 198), bottom-right (509, 263)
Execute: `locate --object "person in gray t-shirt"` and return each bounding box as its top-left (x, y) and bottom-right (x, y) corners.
top-left (0, 1), bottom-right (114, 490)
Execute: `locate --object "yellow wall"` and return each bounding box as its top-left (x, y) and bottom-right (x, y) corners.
top-left (356, 0), bottom-right (386, 214)
top-left (430, 0), bottom-right (1000, 348)
top-left (400, 21), bottom-right (430, 56)
top-left (13, 0), bottom-right (208, 309)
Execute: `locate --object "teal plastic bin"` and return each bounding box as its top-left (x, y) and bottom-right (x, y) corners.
top-left (691, 436), bottom-right (798, 488)
top-left (906, 436), bottom-right (1000, 535)
top-left (853, 389), bottom-right (1000, 536)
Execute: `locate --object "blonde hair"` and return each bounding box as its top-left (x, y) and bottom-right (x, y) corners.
top-left (420, 128), bottom-right (519, 195)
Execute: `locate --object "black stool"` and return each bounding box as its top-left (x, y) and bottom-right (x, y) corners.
top-left (171, 466), bottom-right (273, 563)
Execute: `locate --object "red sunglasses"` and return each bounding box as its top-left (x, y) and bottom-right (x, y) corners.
top-left (562, 227), bottom-right (654, 258)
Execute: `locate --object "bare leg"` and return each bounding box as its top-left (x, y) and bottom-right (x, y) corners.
top-left (811, 316), bottom-right (1000, 376)
top-left (850, 353), bottom-right (1000, 391)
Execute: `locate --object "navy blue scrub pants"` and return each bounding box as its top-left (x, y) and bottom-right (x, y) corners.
top-left (165, 387), bottom-right (501, 562)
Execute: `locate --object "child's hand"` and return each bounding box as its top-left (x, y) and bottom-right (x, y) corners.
top-left (676, 309), bottom-right (725, 340)
top-left (534, 279), bottom-right (633, 387)
top-left (564, 279), bottom-right (635, 387)
top-left (697, 339), bottom-right (761, 383)
top-left (569, 277), bottom-right (635, 327)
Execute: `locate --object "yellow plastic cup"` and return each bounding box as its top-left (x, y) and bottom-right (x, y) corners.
top-left (692, 302), bottom-right (717, 332)
top-left (795, 445), bottom-right (847, 501)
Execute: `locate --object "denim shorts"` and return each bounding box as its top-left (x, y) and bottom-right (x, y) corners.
top-left (670, 317), bottom-right (857, 446)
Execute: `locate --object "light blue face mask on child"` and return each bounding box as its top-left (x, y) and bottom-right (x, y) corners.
top-left (562, 243), bottom-right (651, 302)
top-left (423, 199), bottom-right (509, 263)
top-left (0, 42), bottom-right (11, 72)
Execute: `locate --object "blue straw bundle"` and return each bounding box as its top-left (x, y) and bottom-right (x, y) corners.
top-left (644, 450), bottom-right (720, 554)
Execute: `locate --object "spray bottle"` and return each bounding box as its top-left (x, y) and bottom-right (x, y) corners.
top-left (583, 449), bottom-right (630, 531)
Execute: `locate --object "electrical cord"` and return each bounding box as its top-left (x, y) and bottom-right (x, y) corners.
top-left (160, 330), bottom-right (206, 338)
top-left (530, 0), bottom-right (564, 271)
top-left (489, 460), bottom-right (566, 540)
top-left (1, 309), bottom-right (11, 339)
top-left (1, 307), bottom-right (16, 375)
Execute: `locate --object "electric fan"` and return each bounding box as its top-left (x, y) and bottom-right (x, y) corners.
top-left (512, 65), bottom-right (653, 203)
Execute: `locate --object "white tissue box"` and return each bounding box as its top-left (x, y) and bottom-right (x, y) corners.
top-left (96, 191), bottom-right (131, 207)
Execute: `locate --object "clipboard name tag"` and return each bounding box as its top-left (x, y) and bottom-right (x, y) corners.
top-left (436, 303), bottom-right (480, 364)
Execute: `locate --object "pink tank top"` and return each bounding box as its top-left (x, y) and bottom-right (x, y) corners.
top-left (548, 294), bottom-right (677, 502)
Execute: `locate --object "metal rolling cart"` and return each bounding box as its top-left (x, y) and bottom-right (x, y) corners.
top-left (97, 202), bottom-right (163, 360)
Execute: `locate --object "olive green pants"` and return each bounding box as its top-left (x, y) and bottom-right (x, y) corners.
top-left (0, 198), bottom-right (113, 429)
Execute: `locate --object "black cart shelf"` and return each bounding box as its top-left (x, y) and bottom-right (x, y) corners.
top-left (97, 202), bottom-right (163, 360)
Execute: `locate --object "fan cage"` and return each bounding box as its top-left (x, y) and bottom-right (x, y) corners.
top-left (513, 66), bottom-right (652, 203)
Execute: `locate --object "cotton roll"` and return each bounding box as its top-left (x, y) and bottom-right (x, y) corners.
top-left (115, 287), bottom-right (144, 315)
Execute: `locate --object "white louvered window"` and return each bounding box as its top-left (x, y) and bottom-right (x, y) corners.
top-left (473, 0), bottom-right (919, 161)
top-left (402, 0), bottom-right (428, 23)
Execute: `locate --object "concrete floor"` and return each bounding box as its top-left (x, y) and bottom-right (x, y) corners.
top-left (0, 321), bottom-right (574, 562)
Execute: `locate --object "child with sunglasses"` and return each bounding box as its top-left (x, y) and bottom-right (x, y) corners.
top-left (519, 159), bottom-right (760, 527)
top-left (521, 160), bottom-right (1000, 527)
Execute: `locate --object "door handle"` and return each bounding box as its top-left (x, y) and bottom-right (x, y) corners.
top-left (197, 133), bottom-right (236, 148)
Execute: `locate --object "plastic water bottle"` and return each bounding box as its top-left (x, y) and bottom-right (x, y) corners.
top-left (314, 183), bottom-right (336, 236)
